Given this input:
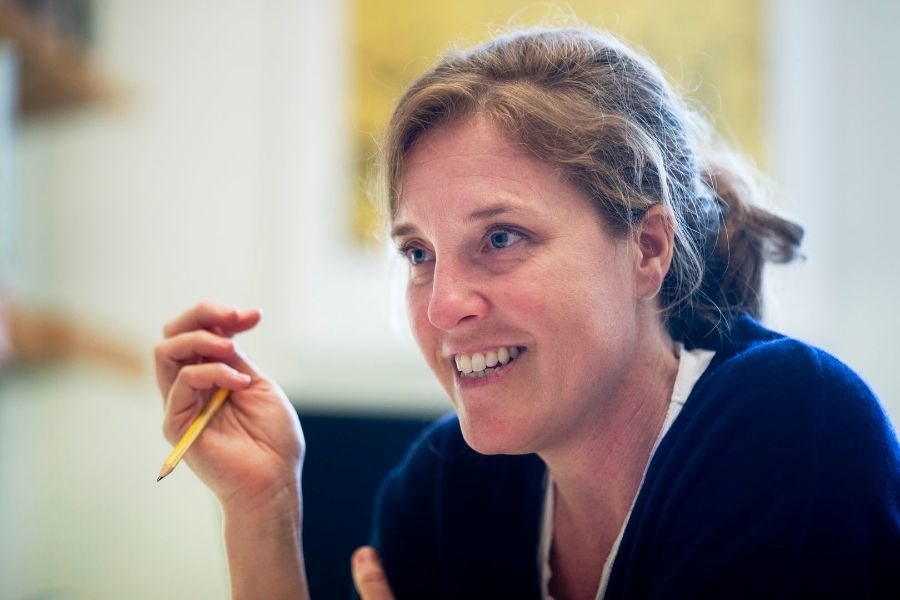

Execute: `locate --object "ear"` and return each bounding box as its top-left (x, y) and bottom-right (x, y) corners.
top-left (633, 204), bottom-right (675, 300)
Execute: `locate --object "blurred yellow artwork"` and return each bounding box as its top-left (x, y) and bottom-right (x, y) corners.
top-left (350, 1), bottom-right (762, 244)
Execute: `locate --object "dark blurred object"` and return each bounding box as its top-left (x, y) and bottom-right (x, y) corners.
top-left (13, 0), bottom-right (93, 43)
top-left (0, 0), bottom-right (112, 116)
top-left (300, 410), bottom-right (435, 599)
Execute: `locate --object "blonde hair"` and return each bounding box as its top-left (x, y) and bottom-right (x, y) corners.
top-left (382, 28), bottom-right (802, 347)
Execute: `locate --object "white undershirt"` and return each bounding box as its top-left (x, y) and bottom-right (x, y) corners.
top-left (538, 343), bottom-right (716, 600)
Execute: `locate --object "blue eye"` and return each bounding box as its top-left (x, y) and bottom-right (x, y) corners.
top-left (403, 245), bottom-right (433, 265)
top-left (487, 229), bottom-right (523, 249)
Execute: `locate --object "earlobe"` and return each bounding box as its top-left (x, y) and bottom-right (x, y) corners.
top-left (634, 205), bottom-right (675, 299)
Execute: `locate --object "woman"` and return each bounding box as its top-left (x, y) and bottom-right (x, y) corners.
top-left (154, 28), bottom-right (900, 599)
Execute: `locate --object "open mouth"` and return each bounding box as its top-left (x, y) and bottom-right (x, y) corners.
top-left (454, 346), bottom-right (524, 379)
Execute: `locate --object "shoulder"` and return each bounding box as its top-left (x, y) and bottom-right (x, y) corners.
top-left (709, 315), bottom-right (865, 390)
top-left (677, 316), bottom-right (900, 483)
top-left (610, 317), bottom-right (900, 597)
top-left (695, 316), bottom-right (890, 435)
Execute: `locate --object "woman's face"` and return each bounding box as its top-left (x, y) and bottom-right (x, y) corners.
top-left (392, 115), bottom-right (647, 455)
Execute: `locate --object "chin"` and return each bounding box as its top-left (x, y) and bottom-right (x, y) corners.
top-left (456, 410), bottom-right (538, 456)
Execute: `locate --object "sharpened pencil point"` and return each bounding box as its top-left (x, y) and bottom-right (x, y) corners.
top-left (157, 463), bottom-right (174, 482)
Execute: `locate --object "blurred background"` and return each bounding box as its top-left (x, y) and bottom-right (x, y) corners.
top-left (0, 0), bottom-right (897, 598)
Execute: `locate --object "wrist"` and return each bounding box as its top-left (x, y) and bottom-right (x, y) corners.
top-left (221, 476), bottom-right (303, 532)
top-left (222, 477), bottom-right (310, 600)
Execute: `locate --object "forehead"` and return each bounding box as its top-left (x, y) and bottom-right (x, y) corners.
top-left (393, 115), bottom-right (563, 226)
top-left (404, 114), bottom-right (525, 172)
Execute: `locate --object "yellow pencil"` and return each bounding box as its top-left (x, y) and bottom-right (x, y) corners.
top-left (157, 387), bottom-right (230, 481)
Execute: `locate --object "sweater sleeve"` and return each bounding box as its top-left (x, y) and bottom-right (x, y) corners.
top-left (608, 338), bottom-right (900, 599)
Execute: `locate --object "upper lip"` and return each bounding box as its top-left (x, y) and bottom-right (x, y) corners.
top-left (444, 344), bottom-right (524, 358)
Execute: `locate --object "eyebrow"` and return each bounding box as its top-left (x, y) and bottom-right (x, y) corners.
top-left (390, 202), bottom-right (523, 239)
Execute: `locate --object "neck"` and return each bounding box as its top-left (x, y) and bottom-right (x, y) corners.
top-left (539, 319), bottom-right (679, 539)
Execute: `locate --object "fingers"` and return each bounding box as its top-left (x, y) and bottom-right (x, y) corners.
top-left (352, 547), bottom-right (396, 600)
top-left (163, 362), bottom-right (251, 441)
top-left (163, 300), bottom-right (262, 339)
top-left (156, 329), bottom-right (234, 364)
top-left (173, 361), bottom-right (251, 395)
top-left (156, 302), bottom-right (262, 400)
top-left (154, 329), bottom-right (237, 400)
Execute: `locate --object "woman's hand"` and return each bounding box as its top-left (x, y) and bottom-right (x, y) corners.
top-left (352, 547), bottom-right (396, 600)
top-left (154, 301), bottom-right (304, 511)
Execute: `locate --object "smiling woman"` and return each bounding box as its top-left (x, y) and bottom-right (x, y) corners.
top-left (393, 114), bottom-right (663, 459)
top-left (154, 26), bottom-right (900, 600)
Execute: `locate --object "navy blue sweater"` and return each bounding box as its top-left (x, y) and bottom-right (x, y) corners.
top-left (370, 317), bottom-right (900, 598)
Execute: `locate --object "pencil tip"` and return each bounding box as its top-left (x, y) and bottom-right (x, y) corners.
top-left (157, 463), bottom-right (174, 482)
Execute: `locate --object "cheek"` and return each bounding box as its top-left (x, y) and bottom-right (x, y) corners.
top-left (527, 262), bottom-right (631, 339)
top-left (406, 285), bottom-right (433, 347)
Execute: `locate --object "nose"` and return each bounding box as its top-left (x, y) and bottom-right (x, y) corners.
top-left (426, 257), bottom-right (489, 331)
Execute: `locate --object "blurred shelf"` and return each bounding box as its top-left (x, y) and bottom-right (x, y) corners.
top-left (0, 0), bottom-right (112, 116)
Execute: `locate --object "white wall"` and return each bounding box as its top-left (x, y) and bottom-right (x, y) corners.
top-left (11, 0), bottom-right (445, 415)
top-left (0, 365), bottom-right (231, 600)
top-left (764, 0), bottom-right (900, 426)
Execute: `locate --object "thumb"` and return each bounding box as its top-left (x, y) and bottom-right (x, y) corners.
top-left (352, 546), bottom-right (395, 600)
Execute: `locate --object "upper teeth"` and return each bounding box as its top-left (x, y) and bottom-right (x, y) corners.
top-left (454, 346), bottom-right (520, 374)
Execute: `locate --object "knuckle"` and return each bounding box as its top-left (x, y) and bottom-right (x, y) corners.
top-left (174, 364), bottom-right (200, 385)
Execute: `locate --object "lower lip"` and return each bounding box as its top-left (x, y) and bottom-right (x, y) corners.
top-left (455, 351), bottom-right (524, 389)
